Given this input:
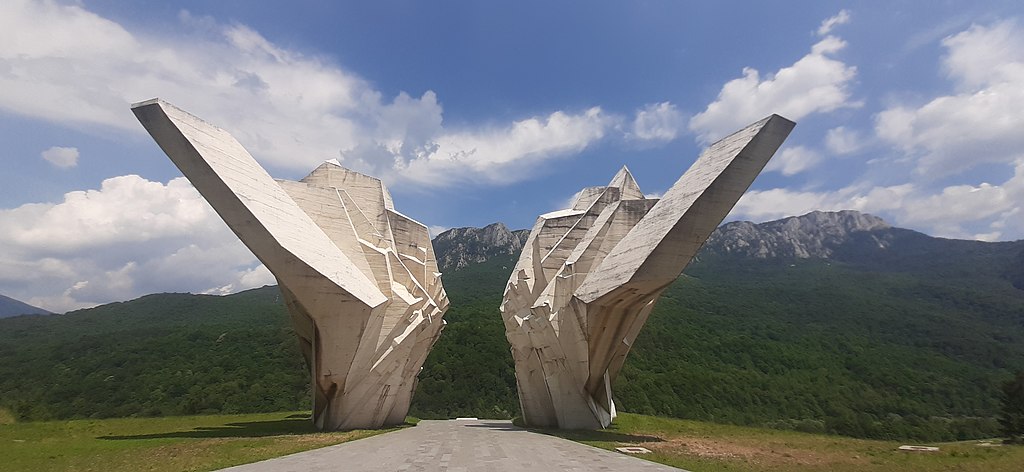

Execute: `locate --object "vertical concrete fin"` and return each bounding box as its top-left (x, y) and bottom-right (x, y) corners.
top-left (576, 114), bottom-right (794, 303)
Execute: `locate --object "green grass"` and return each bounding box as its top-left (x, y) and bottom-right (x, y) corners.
top-left (3, 410), bottom-right (1020, 471)
top-left (544, 413), bottom-right (1024, 472)
top-left (0, 411), bottom-right (399, 472)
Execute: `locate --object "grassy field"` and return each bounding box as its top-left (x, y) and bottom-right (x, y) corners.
top-left (546, 413), bottom-right (1024, 472)
top-left (0, 411), bottom-right (396, 472)
top-left (4, 410), bottom-right (1021, 471)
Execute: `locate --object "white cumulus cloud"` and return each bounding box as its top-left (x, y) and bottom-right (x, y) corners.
top-left (818, 10), bottom-right (851, 36)
top-left (764, 146), bottom-right (822, 176)
top-left (0, 0), bottom-right (618, 189)
top-left (689, 34), bottom-right (859, 143)
top-left (727, 19), bottom-right (1024, 242)
top-left (629, 102), bottom-right (684, 143)
top-left (391, 107), bottom-right (614, 187)
top-left (40, 146), bottom-right (79, 168)
top-left (875, 19), bottom-right (1024, 178)
top-left (824, 126), bottom-right (863, 155)
top-left (0, 175), bottom-right (274, 312)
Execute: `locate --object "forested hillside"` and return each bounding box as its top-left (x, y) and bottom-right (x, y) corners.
top-left (0, 288), bottom-right (306, 419)
top-left (1, 211), bottom-right (1022, 442)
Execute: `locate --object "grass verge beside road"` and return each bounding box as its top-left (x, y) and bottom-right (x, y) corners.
top-left (0, 411), bottom-right (397, 472)
top-left (544, 413), bottom-right (1024, 472)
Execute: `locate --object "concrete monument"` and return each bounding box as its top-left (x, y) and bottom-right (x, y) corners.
top-left (132, 99), bottom-right (448, 430)
top-left (501, 115), bottom-right (794, 429)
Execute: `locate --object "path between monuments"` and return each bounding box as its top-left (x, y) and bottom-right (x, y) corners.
top-left (217, 419), bottom-right (685, 471)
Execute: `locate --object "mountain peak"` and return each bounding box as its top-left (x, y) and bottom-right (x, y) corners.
top-left (705, 210), bottom-right (893, 259)
top-left (481, 222), bottom-right (510, 233)
top-left (786, 210), bottom-right (890, 231)
top-left (430, 211), bottom-right (899, 270)
top-left (433, 223), bottom-right (530, 271)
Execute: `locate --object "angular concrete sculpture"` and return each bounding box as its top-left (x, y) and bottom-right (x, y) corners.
top-left (501, 115), bottom-right (794, 429)
top-left (131, 99), bottom-right (448, 430)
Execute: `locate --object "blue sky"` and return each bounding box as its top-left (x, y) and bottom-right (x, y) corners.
top-left (3, 1), bottom-right (1024, 311)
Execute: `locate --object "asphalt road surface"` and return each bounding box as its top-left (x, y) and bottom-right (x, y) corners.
top-left (218, 419), bottom-right (684, 471)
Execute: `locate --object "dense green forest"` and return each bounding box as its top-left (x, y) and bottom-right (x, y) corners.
top-left (619, 256), bottom-right (1021, 441)
top-left (0, 288), bottom-right (307, 420)
top-left (2, 232), bottom-right (1023, 442)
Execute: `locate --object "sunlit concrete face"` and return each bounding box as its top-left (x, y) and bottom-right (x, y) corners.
top-left (132, 99), bottom-right (448, 430)
top-left (501, 115), bottom-right (795, 429)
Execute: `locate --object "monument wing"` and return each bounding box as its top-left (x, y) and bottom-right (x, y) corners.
top-left (132, 99), bottom-right (447, 430)
top-left (501, 114), bottom-right (794, 429)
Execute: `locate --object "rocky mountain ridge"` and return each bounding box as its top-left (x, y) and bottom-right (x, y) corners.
top-left (433, 223), bottom-right (530, 271)
top-left (432, 210), bottom-right (1024, 291)
top-left (434, 210), bottom-right (903, 270)
top-left (704, 210), bottom-right (895, 259)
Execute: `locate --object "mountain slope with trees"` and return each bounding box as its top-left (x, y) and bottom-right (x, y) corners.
top-left (1, 211), bottom-right (1022, 442)
top-left (0, 294), bottom-right (51, 318)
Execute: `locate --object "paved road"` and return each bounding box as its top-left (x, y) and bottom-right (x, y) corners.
top-left (219, 419), bottom-right (683, 471)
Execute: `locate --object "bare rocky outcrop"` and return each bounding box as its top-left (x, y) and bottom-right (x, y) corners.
top-left (704, 210), bottom-right (892, 259)
top-left (433, 223), bottom-right (530, 271)
top-left (434, 211), bottom-right (895, 268)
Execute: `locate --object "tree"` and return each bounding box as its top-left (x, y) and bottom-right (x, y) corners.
top-left (1000, 370), bottom-right (1024, 444)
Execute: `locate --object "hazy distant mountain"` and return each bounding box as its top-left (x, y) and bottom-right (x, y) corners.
top-left (0, 293), bottom-right (52, 318)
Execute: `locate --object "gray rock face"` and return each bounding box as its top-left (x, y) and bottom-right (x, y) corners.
top-left (433, 211), bottom-right (894, 268)
top-left (433, 223), bottom-right (530, 271)
top-left (705, 210), bottom-right (891, 259)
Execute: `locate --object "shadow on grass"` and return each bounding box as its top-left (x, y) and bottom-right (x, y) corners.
top-left (506, 416), bottom-right (663, 443)
top-left (99, 418), bottom-right (326, 440)
top-left (536, 428), bottom-right (664, 444)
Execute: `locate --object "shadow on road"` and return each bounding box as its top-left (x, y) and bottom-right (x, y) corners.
top-left (463, 422), bottom-right (522, 431)
top-left (460, 419), bottom-right (664, 443)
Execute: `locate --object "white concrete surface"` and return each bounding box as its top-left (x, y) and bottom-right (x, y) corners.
top-left (133, 99), bottom-right (448, 431)
top-left (501, 115), bottom-right (794, 429)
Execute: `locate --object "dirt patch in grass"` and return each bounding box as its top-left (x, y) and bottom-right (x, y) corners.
top-left (0, 408), bottom-right (15, 425)
top-left (644, 436), bottom-right (872, 469)
top-left (552, 414), bottom-right (1024, 472)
